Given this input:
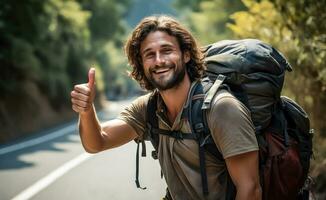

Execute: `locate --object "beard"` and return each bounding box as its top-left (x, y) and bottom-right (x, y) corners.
top-left (146, 62), bottom-right (186, 91)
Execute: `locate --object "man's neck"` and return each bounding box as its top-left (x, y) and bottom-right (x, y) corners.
top-left (159, 75), bottom-right (191, 123)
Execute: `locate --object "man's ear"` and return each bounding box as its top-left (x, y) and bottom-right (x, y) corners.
top-left (183, 51), bottom-right (191, 63)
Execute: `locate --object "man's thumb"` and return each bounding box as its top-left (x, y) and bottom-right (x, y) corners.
top-left (88, 68), bottom-right (95, 88)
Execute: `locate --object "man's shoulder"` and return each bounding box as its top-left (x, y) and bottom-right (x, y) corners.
top-left (211, 89), bottom-right (241, 108)
top-left (131, 92), bottom-right (153, 106)
top-left (119, 92), bottom-right (153, 118)
top-left (208, 89), bottom-right (251, 121)
top-left (206, 89), bottom-right (257, 158)
top-left (118, 92), bottom-right (154, 138)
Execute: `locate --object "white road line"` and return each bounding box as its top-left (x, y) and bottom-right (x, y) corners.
top-left (0, 110), bottom-right (108, 156)
top-left (0, 124), bottom-right (77, 155)
top-left (11, 152), bottom-right (92, 200)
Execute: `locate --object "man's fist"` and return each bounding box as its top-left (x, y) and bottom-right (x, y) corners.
top-left (71, 68), bottom-right (96, 114)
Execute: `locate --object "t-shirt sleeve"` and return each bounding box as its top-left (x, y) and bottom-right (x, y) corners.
top-left (117, 93), bottom-right (150, 140)
top-left (207, 90), bottom-right (258, 159)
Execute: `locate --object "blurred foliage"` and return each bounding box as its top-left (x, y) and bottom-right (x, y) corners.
top-left (174, 0), bottom-right (245, 44)
top-left (78, 0), bottom-right (137, 97)
top-left (126, 0), bottom-right (177, 28)
top-left (0, 0), bottom-right (136, 142)
top-left (0, 0), bottom-right (135, 107)
top-left (94, 41), bottom-right (140, 100)
top-left (173, 0), bottom-right (202, 11)
top-left (0, 0), bottom-right (90, 108)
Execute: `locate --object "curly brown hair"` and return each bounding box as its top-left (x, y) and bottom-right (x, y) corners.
top-left (124, 15), bottom-right (205, 91)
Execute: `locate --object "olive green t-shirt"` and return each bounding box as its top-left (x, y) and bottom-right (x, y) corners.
top-left (118, 83), bottom-right (258, 200)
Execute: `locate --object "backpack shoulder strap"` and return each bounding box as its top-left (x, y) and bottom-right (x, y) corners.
top-left (189, 81), bottom-right (209, 195)
top-left (146, 92), bottom-right (160, 158)
top-left (191, 79), bottom-right (236, 199)
top-left (134, 92), bottom-right (159, 190)
top-left (135, 92), bottom-right (160, 190)
top-left (189, 79), bottom-right (228, 196)
top-left (202, 75), bottom-right (226, 110)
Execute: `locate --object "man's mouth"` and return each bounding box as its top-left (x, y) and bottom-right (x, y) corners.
top-left (151, 66), bottom-right (173, 75)
top-left (153, 68), bottom-right (171, 74)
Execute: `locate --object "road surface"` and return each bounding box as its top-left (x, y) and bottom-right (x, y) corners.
top-left (0, 99), bottom-right (166, 200)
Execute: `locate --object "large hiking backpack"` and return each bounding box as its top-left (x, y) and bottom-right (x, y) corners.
top-left (136, 39), bottom-right (314, 200)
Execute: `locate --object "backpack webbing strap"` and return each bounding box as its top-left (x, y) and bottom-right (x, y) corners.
top-left (192, 81), bottom-right (237, 198)
top-left (135, 141), bottom-right (146, 190)
top-left (225, 175), bottom-right (236, 200)
top-left (150, 128), bottom-right (196, 140)
top-left (190, 82), bottom-right (210, 195)
top-left (147, 93), bottom-right (160, 150)
top-left (199, 143), bottom-right (209, 195)
top-left (202, 75), bottom-right (226, 110)
top-left (134, 92), bottom-right (158, 190)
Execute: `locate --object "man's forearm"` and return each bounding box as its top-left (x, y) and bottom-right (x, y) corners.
top-left (79, 104), bottom-right (104, 153)
top-left (235, 183), bottom-right (262, 200)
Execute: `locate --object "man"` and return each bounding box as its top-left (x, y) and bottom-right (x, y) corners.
top-left (71, 15), bottom-right (261, 200)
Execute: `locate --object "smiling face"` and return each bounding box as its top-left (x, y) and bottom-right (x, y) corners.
top-left (140, 31), bottom-right (190, 91)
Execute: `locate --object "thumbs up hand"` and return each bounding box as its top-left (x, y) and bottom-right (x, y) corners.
top-left (88, 68), bottom-right (95, 89)
top-left (71, 68), bottom-right (96, 114)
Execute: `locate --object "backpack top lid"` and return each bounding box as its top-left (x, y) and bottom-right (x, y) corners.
top-left (204, 39), bottom-right (292, 76)
top-left (202, 39), bottom-right (293, 132)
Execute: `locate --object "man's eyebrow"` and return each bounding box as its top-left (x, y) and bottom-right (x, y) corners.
top-left (141, 48), bottom-right (152, 55)
top-left (141, 44), bottom-right (175, 55)
top-left (161, 44), bottom-right (174, 49)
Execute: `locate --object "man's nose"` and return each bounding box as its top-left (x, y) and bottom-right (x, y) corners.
top-left (155, 53), bottom-right (166, 65)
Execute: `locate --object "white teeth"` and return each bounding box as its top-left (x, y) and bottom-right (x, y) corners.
top-left (155, 68), bottom-right (169, 73)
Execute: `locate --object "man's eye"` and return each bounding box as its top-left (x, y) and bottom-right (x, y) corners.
top-left (162, 49), bottom-right (172, 54)
top-left (145, 53), bottom-right (155, 58)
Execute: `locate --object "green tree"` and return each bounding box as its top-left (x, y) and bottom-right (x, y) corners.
top-left (0, 0), bottom-right (91, 106)
top-left (174, 0), bottom-right (245, 44)
top-left (0, 0), bottom-right (132, 143)
top-left (270, 0), bottom-right (326, 134)
top-left (78, 0), bottom-right (136, 97)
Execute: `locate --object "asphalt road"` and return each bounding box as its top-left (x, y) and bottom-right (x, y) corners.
top-left (0, 99), bottom-right (166, 200)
